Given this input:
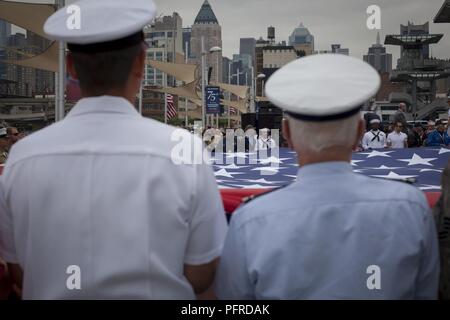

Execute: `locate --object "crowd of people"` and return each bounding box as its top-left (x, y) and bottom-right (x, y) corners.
top-left (0, 0), bottom-right (449, 301)
top-left (361, 102), bottom-right (450, 150)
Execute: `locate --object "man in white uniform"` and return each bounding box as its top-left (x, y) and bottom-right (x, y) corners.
top-left (362, 119), bottom-right (386, 150)
top-left (257, 128), bottom-right (276, 150)
top-left (216, 54), bottom-right (439, 300)
top-left (387, 122), bottom-right (408, 149)
top-left (0, 0), bottom-right (227, 299)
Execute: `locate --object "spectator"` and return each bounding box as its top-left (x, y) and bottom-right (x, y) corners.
top-left (426, 120), bottom-right (450, 147)
top-left (408, 123), bottom-right (425, 148)
top-left (6, 127), bottom-right (22, 147)
top-left (387, 122), bottom-right (408, 149)
top-left (362, 119), bottom-right (386, 150)
top-left (244, 125), bottom-right (258, 152)
top-left (0, 128), bottom-right (9, 165)
top-left (393, 103), bottom-right (408, 133)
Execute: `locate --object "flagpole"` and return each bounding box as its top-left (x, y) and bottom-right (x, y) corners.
top-left (164, 33), bottom-right (168, 124)
top-left (56, 0), bottom-right (66, 122)
top-left (185, 41), bottom-right (189, 127)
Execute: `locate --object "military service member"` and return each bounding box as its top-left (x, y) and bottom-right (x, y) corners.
top-left (0, 0), bottom-right (227, 299)
top-left (216, 54), bottom-right (439, 300)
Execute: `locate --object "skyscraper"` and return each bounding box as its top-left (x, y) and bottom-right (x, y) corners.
top-left (144, 13), bottom-right (183, 86)
top-left (190, 0), bottom-right (222, 83)
top-left (288, 22), bottom-right (314, 55)
top-left (0, 20), bottom-right (11, 46)
top-left (240, 38), bottom-right (256, 67)
top-left (0, 20), bottom-right (11, 81)
top-left (363, 32), bottom-right (392, 73)
top-left (182, 27), bottom-right (192, 59)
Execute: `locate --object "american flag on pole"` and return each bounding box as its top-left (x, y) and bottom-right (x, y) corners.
top-left (166, 94), bottom-right (177, 120)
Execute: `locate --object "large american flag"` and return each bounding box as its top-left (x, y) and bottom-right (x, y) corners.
top-left (166, 94), bottom-right (177, 120)
top-left (211, 147), bottom-right (450, 192)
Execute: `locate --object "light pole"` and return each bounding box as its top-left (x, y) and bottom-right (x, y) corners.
top-left (252, 72), bottom-right (265, 113)
top-left (185, 41), bottom-right (189, 127)
top-left (209, 46), bottom-right (221, 128)
top-left (201, 36), bottom-right (206, 128)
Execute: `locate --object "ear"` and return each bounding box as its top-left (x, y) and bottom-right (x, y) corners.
top-left (131, 46), bottom-right (146, 80)
top-left (282, 118), bottom-right (294, 149)
top-left (66, 52), bottom-right (78, 80)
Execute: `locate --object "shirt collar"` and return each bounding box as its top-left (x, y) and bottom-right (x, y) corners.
top-left (66, 95), bottom-right (140, 118)
top-left (297, 161), bottom-right (353, 181)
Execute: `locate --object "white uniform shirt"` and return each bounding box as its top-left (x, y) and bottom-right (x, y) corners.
top-left (362, 130), bottom-right (386, 150)
top-left (257, 137), bottom-right (276, 150)
top-left (216, 162), bottom-right (439, 300)
top-left (0, 96), bottom-right (228, 299)
top-left (387, 131), bottom-right (408, 149)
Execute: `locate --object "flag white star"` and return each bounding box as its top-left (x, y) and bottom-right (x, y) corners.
top-left (418, 185), bottom-right (441, 191)
top-left (398, 153), bottom-right (437, 166)
top-left (365, 165), bottom-right (402, 170)
top-left (420, 168), bottom-right (443, 173)
top-left (258, 156), bottom-right (291, 165)
top-left (229, 184), bottom-right (272, 189)
top-left (438, 148), bottom-right (450, 155)
top-left (241, 178), bottom-right (286, 185)
top-left (214, 163), bottom-right (250, 170)
top-left (351, 160), bottom-right (364, 166)
top-left (214, 169), bottom-right (245, 178)
top-left (225, 152), bottom-right (250, 159)
top-left (371, 171), bottom-right (418, 180)
top-left (360, 150), bottom-right (394, 158)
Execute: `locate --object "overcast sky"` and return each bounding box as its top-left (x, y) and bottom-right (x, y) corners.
top-left (12, 0), bottom-right (450, 63)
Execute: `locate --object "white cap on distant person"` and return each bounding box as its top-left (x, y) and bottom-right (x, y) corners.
top-left (265, 54), bottom-right (381, 121)
top-left (0, 127), bottom-right (7, 138)
top-left (44, 0), bottom-right (157, 51)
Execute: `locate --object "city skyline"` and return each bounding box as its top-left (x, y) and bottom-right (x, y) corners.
top-left (8, 0), bottom-right (450, 64)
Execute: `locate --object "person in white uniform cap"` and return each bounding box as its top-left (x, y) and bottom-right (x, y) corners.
top-left (216, 54), bottom-right (439, 300)
top-left (0, 0), bottom-right (227, 299)
top-left (362, 118), bottom-right (386, 150)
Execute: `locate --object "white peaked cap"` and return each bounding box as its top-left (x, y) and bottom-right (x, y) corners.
top-left (44, 0), bottom-right (157, 45)
top-left (265, 54), bottom-right (381, 121)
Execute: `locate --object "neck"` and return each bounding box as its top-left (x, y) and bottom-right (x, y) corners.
top-left (81, 88), bottom-right (137, 105)
top-left (298, 146), bottom-right (352, 167)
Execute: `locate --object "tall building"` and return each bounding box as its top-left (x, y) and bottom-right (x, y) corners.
top-left (0, 20), bottom-right (9, 80)
top-left (363, 32), bottom-right (392, 73)
top-left (288, 22), bottom-right (314, 55)
top-left (144, 13), bottom-right (183, 86)
top-left (143, 13), bottom-right (183, 119)
top-left (6, 33), bottom-right (33, 97)
top-left (182, 27), bottom-right (192, 59)
top-left (240, 38), bottom-right (256, 67)
top-left (190, 0), bottom-right (222, 83)
top-left (26, 31), bottom-right (54, 95)
top-left (0, 20), bottom-right (11, 46)
top-left (222, 56), bottom-right (231, 83)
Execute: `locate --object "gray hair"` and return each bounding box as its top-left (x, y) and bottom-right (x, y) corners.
top-left (287, 112), bottom-right (361, 153)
